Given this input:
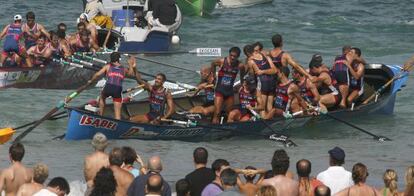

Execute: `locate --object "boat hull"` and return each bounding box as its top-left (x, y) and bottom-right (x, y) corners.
top-left (176, 0), bottom-right (217, 16)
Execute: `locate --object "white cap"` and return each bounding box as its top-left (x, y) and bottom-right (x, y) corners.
top-left (14, 15), bottom-right (22, 21)
top-left (79, 13), bottom-right (89, 22)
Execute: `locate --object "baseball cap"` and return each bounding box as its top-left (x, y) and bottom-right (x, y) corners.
top-left (92, 132), bottom-right (108, 149)
top-left (328, 146), bottom-right (345, 161)
top-left (14, 15), bottom-right (22, 21)
top-left (309, 54), bottom-right (323, 68)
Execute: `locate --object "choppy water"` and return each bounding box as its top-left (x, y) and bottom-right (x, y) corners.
top-left (1, 0), bottom-right (414, 192)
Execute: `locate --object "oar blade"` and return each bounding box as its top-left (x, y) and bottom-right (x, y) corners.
top-left (0, 128), bottom-right (15, 144)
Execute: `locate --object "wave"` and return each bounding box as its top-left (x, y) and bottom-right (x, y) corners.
top-left (265, 18), bottom-right (279, 23)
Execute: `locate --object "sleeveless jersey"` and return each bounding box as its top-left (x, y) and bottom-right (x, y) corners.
top-left (216, 57), bottom-right (239, 96)
top-left (271, 50), bottom-right (290, 77)
top-left (274, 81), bottom-right (292, 111)
top-left (23, 23), bottom-right (39, 49)
top-left (254, 54), bottom-right (275, 93)
top-left (149, 88), bottom-right (167, 116)
top-left (106, 63), bottom-right (125, 87)
top-left (239, 86), bottom-right (257, 109)
top-left (3, 23), bottom-right (22, 52)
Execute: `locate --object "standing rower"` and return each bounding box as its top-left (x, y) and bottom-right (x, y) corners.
top-left (130, 71), bottom-right (175, 124)
top-left (227, 75), bottom-right (264, 122)
top-left (22, 12), bottom-right (49, 50)
top-left (188, 66), bottom-right (216, 116)
top-left (331, 45), bottom-right (355, 108)
top-left (26, 35), bottom-right (52, 67)
top-left (0, 15), bottom-right (24, 66)
top-left (210, 47), bottom-right (245, 124)
top-left (346, 47), bottom-right (365, 106)
top-left (87, 52), bottom-right (136, 120)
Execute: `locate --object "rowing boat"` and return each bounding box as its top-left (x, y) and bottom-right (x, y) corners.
top-left (176, 0), bottom-right (217, 16)
top-left (218, 0), bottom-right (272, 8)
top-left (64, 64), bottom-right (409, 141)
top-left (0, 61), bottom-right (95, 89)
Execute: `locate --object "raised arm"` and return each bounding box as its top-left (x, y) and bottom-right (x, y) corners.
top-left (347, 63), bottom-right (364, 80)
top-left (126, 56), bottom-right (136, 77)
top-left (88, 64), bottom-right (109, 84)
top-left (210, 58), bottom-right (223, 76)
top-left (133, 66), bottom-right (150, 91)
top-left (285, 53), bottom-right (312, 79)
top-left (38, 24), bottom-right (50, 39)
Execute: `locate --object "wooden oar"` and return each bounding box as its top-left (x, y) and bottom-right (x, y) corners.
top-left (362, 64), bottom-right (412, 104)
top-left (12, 82), bottom-right (94, 143)
top-left (78, 48), bottom-right (222, 57)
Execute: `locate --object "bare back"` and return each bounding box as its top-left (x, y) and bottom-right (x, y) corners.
top-left (110, 166), bottom-right (134, 196)
top-left (16, 182), bottom-right (43, 196)
top-left (335, 184), bottom-right (379, 196)
top-left (239, 183), bottom-right (258, 196)
top-left (1, 163), bottom-right (33, 196)
top-left (261, 175), bottom-right (299, 196)
top-left (84, 151), bottom-right (109, 187)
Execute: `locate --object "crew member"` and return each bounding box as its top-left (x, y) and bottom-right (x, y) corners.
top-left (331, 45), bottom-right (355, 108)
top-left (69, 29), bottom-right (99, 53)
top-left (26, 35), bottom-right (52, 67)
top-left (85, 0), bottom-right (113, 28)
top-left (22, 12), bottom-right (49, 50)
top-left (78, 13), bottom-right (98, 44)
top-left (188, 66), bottom-right (216, 116)
top-left (346, 47), bottom-right (365, 106)
top-left (130, 72), bottom-right (175, 124)
top-left (210, 47), bottom-right (245, 124)
top-left (291, 69), bottom-right (320, 112)
top-left (87, 52), bottom-right (136, 120)
top-left (0, 15), bottom-right (24, 65)
top-left (47, 31), bottom-right (71, 59)
top-left (227, 75), bottom-right (264, 122)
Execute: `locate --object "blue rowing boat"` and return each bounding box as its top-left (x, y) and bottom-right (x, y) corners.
top-left (64, 64), bottom-right (409, 141)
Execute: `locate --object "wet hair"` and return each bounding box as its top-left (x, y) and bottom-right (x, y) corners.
top-left (229, 47), bottom-right (241, 57)
top-left (193, 147), bottom-right (208, 164)
top-left (272, 34), bottom-right (283, 48)
top-left (244, 166), bottom-right (257, 182)
top-left (48, 177), bottom-right (70, 194)
top-left (352, 162), bottom-right (368, 184)
top-left (33, 163), bottom-right (49, 184)
top-left (121, 146), bottom-right (137, 165)
top-left (57, 29), bottom-right (66, 39)
top-left (383, 169), bottom-right (399, 196)
top-left (110, 52), bottom-right (121, 63)
top-left (314, 185), bottom-right (331, 196)
top-left (26, 11), bottom-right (35, 20)
top-left (109, 147), bottom-right (124, 167)
top-left (296, 159), bottom-right (311, 177)
top-left (271, 149), bottom-right (290, 176)
top-left (9, 142), bottom-right (25, 162)
top-left (147, 174), bottom-right (163, 193)
top-left (57, 23), bottom-right (67, 30)
top-left (253, 42), bottom-right (263, 50)
top-left (211, 159), bottom-right (230, 173)
top-left (220, 168), bottom-right (237, 186)
top-left (352, 47), bottom-right (362, 57)
top-left (90, 167), bottom-right (117, 196)
top-left (257, 185), bottom-right (277, 196)
top-left (156, 73), bottom-right (167, 82)
top-left (243, 44), bottom-right (254, 57)
top-left (175, 179), bottom-right (190, 196)
top-left (405, 166), bottom-right (414, 196)
top-left (342, 45), bottom-right (352, 54)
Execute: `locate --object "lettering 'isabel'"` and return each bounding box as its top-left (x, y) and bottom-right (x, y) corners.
top-left (79, 115), bottom-right (118, 130)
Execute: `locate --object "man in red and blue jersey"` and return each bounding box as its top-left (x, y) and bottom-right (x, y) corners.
top-left (0, 15), bottom-right (25, 66)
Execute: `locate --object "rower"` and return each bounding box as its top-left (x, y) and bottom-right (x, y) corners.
top-left (291, 69), bottom-right (320, 110)
top-left (22, 12), bottom-right (49, 50)
top-left (78, 13), bottom-right (98, 44)
top-left (243, 44), bottom-right (255, 77)
top-left (188, 66), bottom-right (216, 116)
top-left (87, 52), bottom-right (136, 120)
top-left (268, 34), bottom-right (313, 80)
top-left (211, 47), bottom-right (245, 124)
top-left (26, 35), bottom-right (52, 67)
top-left (1, 52), bottom-right (22, 67)
top-left (264, 65), bottom-right (306, 119)
top-left (47, 31), bottom-right (71, 59)
top-left (84, 0), bottom-right (113, 29)
top-left (252, 41), bottom-right (267, 56)
top-left (309, 54), bottom-right (340, 112)
top-left (0, 15), bottom-right (24, 66)
top-left (346, 47), bottom-right (365, 106)
top-left (55, 30), bottom-right (72, 59)
top-left (69, 29), bottom-right (99, 53)
top-left (247, 43), bottom-right (277, 113)
top-left (331, 45), bottom-right (356, 108)
top-left (130, 72), bottom-right (175, 124)
top-left (227, 75), bottom-right (263, 122)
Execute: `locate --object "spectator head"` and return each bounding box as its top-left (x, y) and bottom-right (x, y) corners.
top-left (148, 156), bottom-right (163, 173)
top-left (193, 147), bottom-right (208, 165)
top-left (272, 34), bottom-right (283, 48)
top-left (243, 44), bottom-right (254, 58)
top-left (328, 146), bottom-right (345, 166)
top-left (92, 132), bottom-right (108, 151)
top-left (352, 162), bottom-right (368, 184)
top-left (109, 147), bottom-right (124, 167)
top-left (90, 167), bottom-right (117, 196)
top-left (33, 163), bottom-right (49, 184)
top-left (121, 146), bottom-right (137, 166)
top-left (211, 159), bottom-right (230, 177)
top-left (314, 185), bottom-right (331, 196)
top-left (271, 149), bottom-right (290, 176)
top-left (47, 177), bottom-right (70, 196)
top-left (9, 142), bottom-right (25, 162)
top-left (257, 185), bottom-right (277, 196)
top-left (296, 159), bottom-right (311, 178)
top-left (383, 169), bottom-right (398, 196)
top-left (146, 174), bottom-right (163, 195)
top-left (175, 179), bottom-right (190, 196)
top-left (243, 166), bottom-right (257, 183)
top-left (220, 168), bottom-right (237, 188)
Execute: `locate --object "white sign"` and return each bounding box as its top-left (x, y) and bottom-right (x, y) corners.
top-left (193, 48), bottom-right (221, 57)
